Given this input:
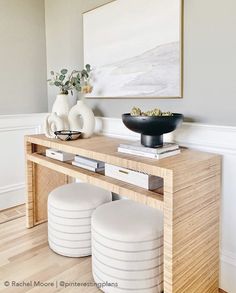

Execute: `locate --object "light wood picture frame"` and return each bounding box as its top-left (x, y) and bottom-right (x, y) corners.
top-left (83, 0), bottom-right (183, 99)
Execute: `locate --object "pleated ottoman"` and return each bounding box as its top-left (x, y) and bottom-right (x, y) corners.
top-left (48, 183), bottom-right (112, 257)
top-left (91, 200), bottom-right (163, 293)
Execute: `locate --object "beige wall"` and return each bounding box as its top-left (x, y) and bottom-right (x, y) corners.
top-left (45, 0), bottom-right (114, 110)
top-left (0, 0), bottom-right (47, 114)
top-left (45, 0), bottom-right (236, 126)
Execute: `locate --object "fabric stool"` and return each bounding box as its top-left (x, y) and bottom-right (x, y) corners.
top-left (48, 183), bottom-right (112, 257)
top-left (91, 200), bottom-right (163, 293)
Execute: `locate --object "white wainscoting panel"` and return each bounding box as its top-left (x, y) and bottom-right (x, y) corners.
top-left (0, 114), bottom-right (47, 210)
top-left (95, 117), bottom-right (236, 293)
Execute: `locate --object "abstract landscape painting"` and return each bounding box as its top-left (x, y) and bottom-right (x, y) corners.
top-left (83, 0), bottom-right (182, 98)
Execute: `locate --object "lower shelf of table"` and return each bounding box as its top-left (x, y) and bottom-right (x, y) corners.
top-left (27, 153), bottom-right (164, 211)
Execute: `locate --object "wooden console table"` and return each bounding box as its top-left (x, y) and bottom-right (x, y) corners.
top-left (25, 134), bottom-right (221, 293)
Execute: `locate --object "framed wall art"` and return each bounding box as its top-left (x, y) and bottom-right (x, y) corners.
top-left (83, 0), bottom-right (183, 99)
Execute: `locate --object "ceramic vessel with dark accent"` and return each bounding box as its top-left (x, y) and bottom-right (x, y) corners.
top-left (54, 130), bottom-right (81, 141)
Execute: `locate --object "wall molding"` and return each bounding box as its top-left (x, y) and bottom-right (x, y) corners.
top-left (221, 249), bottom-right (236, 268)
top-left (0, 182), bottom-right (25, 195)
top-left (221, 249), bottom-right (236, 292)
top-left (0, 126), bottom-right (41, 132)
top-left (0, 113), bottom-right (47, 132)
top-left (95, 117), bottom-right (236, 154)
top-left (0, 113), bottom-right (47, 210)
top-left (173, 122), bottom-right (236, 155)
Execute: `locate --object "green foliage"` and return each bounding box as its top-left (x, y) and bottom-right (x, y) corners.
top-left (85, 64), bottom-right (91, 72)
top-left (47, 65), bottom-right (92, 95)
top-left (60, 69), bottom-right (68, 75)
top-left (81, 69), bottom-right (89, 78)
top-left (54, 81), bottom-right (61, 87)
top-left (130, 107), bottom-right (173, 117)
top-left (59, 75), bottom-right (65, 81)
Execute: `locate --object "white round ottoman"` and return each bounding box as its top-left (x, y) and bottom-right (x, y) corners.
top-left (91, 200), bottom-right (163, 293)
top-left (48, 183), bottom-right (112, 257)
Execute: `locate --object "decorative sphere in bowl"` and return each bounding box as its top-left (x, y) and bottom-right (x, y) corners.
top-left (54, 130), bottom-right (81, 141)
top-left (122, 113), bottom-right (184, 147)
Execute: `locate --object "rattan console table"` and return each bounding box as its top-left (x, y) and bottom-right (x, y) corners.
top-left (25, 134), bottom-right (221, 293)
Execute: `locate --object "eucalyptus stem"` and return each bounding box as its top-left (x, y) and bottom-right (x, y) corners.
top-left (47, 65), bottom-right (92, 96)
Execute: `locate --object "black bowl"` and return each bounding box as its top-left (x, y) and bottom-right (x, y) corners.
top-left (122, 113), bottom-right (184, 147)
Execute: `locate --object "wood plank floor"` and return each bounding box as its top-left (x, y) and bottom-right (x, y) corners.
top-left (0, 204), bottom-right (25, 224)
top-left (0, 209), bottom-right (227, 292)
top-left (0, 217), bottom-right (99, 292)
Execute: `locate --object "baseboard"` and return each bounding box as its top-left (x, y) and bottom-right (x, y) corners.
top-left (219, 289), bottom-right (228, 293)
top-left (0, 182), bottom-right (25, 195)
top-left (221, 250), bottom-right (236, 268)
top-left (0, 184), bottom-right (25, 210)
top-left (220, 249), bottom-right (236, 292)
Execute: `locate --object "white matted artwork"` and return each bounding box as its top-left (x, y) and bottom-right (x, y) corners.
top-left (83, 0), bottom-right (183, 98)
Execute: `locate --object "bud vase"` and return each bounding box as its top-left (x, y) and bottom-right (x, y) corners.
top-left (68, 100), bottom-right (95, 138)
top-left (52, 94), bottom-right (70, 129)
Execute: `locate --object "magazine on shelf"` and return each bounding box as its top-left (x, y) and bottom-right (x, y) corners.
top-left (74, 155), bottom-right (105, 168)
top-left (72, 161), bottom-right (105, 172)
top-left (119, 141), bottom-right (179, 154)
top-left (118, 147), bottom-right (180, 159)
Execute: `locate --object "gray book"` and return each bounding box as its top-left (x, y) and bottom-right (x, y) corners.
top-left (74, 155), bottom-right (105, 168)
top-left (119, 141), bottom-right (179, 154)
top-left (72, 161), bottom-right (105, 172)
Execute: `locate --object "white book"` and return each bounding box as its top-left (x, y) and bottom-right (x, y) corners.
top-left (72, 161), bottom-right (105, 172)
top-left (119, 141), bottom-right (179, 154)
top-left (74, 155), bottom-right (105, 168)
top-left (118, 147), bottom-right (180, 159)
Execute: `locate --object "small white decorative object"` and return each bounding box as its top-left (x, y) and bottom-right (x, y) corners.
top-left (46, 149), bottom-right (75, 161)
top-left (68, 99), bottom-right (95, 138)
top-left (105, 163), bottom-right (163, 190)
top-left (44, 113), bottom-right (64, 138)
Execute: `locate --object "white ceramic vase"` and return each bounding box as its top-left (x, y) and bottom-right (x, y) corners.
top-left (68, 100), bottom-right (95, 138)
top-left (52, 94), bottom-right (70, 129)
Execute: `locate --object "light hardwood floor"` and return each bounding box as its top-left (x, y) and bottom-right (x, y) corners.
top-left (0, 216), bottom-right (99, 292)
top-left (0, 210), bottom-right (227, 293)
top-left (0, 204), bottom-right (25, 224)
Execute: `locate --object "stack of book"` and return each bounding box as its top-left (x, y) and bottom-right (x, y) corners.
top-left (118, 141), bottom-right (180, 159)
top-left (72, 155), bottom-right (105, 172)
